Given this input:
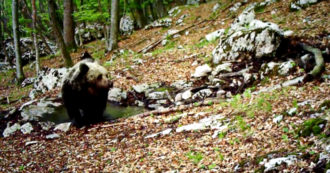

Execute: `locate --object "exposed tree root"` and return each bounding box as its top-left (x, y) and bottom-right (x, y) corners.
top-left (301, 43), bottom-right (325, 82)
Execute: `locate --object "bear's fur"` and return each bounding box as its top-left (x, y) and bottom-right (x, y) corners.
top-left (62, 58), bottom-right (112, 127)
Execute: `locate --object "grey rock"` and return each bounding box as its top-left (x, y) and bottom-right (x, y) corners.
top-left (108, 88), bottom-right (124, 102)
top-left (132, 84), bottom-right (149, 93)
top-left (290, 0), bottom-right (318, 11)
top-left (212, 63), bottom-right (232, 76)
top-left (192, 64), bottom-right (212, 78)
top-left (161, 40), bottom-right (169, 46)
top-left (260, 155), bottom-right (297, 172)
top-left (182, 90), bottom-right (192, 100)
top-left (170, 80), bottom-right (192, 90)
top-left (120, 15), bottom-right (134, 35)
top-left (213, 3), bottom-right (221, 12)
top-left (25, 141), bottom-right (38, 146)
top-left (212, 9), bottom-right (283, 64)
top-left (192, 89), bottom-right (213, 100)
top-left (147, 92), bottom-right (168, 100)
top-left (54, 122), bottom-right (71, 132)
top-left (46, 133), bottom-right (60, 139)
top-left (3, 123), bottom-right (20, 137)
top-left (21, 105), bottom-right (55, 121)
top-left (168, 7), bottom-right (181, 17)
top-left (278, 60), bottom-right (295, 76)
top-left (145, 18), bottom-right (172, 29)
top-left (20, 122), bottom-right (33, 134)
top-left (145, 128), bottom-right (172, 138)
top-left (229, 2), bottom-right (242, 12)
top-left (216, 90), bottom-right (226, 98)
top-left (33, 68), bottom-right (68, 93)
top-left (175, 93), bottom-right (183, 102)
top-left (273, 115), bottom-right (283, 123)
top-left (39, 121), bottom-right (55, 131)
top-left (205, 29), bottom-right (225, 42)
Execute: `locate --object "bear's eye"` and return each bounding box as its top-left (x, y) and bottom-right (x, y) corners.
top-left (97, 74), bottom-right (102, 80)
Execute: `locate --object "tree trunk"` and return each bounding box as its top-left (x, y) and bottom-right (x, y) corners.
top-left (152, 0), bottom-right (167, 19)
top-left (63, 0), bottom-right (77, 51)
top-left (108, 0), bottom-right (119, 52)
top-left (38, 0), bottom-right (45, 13)
top-left (12, 0), bottom-right (25, 83)
top-left (48, 0), bottom-right (73, 67)
top-left (132, 0), bottom-right (147, 29)
top-left (32, 0), bottom-right (40, 74)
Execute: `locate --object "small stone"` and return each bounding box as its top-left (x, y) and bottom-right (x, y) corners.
top-left (25, 141), bottom-right (38, 146)
top-left (212, 63), bottom-right (232, 76)
top-left (20, 122), bottom-right (33, 134)
top-left (54, 122), bottom-right (71, 132)
top-left (46, 133), bottom-right (60, 139)
top-left (132, 84), bottom-right (149, 93)
top-left (287, 107), bottom-right (297, 116)
top-left (273, 115), bottom-right (283, 123)
top-left (39, 121), bottom-right (55, 131)
top-left (192, 64), bottom-right (212, 78)
top-left (182, 90), bottom-right (192, 100)
top-left (175, 93), bottom-right (183, 102)
top-left (3, 123), bottom-right (21, 137)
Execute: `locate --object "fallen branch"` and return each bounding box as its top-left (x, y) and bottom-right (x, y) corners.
top-left (218, 67), bottom-right (252, 78)
top-left (138, 20), bottom-right (209, 53)
top-left (300, 44), bottom-right (325, 82)
top-left (136, 97), bottom-right (225, 118)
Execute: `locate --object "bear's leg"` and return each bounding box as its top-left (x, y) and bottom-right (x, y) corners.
top-left (66, 106), bottom-right (85, 127)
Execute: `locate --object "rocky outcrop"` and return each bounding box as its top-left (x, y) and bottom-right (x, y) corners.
top-left (212, 8), bottom-right (284, 64)
top-left (120, 15), bottom-right (134, 35)
top-left (145, 18), bottom-right (172, 29)
top-left (0, 38), bottom-right (56, 65)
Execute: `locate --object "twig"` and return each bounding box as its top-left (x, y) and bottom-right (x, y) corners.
top-left (138, 20), bottom-right (209, 53)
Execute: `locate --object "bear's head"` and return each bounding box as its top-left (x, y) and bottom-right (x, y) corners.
top-left (66, 59), bottom-right (113, 94)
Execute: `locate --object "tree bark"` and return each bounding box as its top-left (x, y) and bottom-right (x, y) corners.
top-left (132, 0), bottom-right (147, 29)
top-left (12, 0), bottom-right (25, 83)
top-left (108, 0), bottom-right (119, 52)
top-left (32, 0), bottom-right (40, 74)
top-left (152, 0), bottom-right (167, 19)
top-left (48, 0), bottom-right (73, 67)
top-left (38, 0), bottom-right (45, 13)
top-left (63, 0), bottom-right (77, 51)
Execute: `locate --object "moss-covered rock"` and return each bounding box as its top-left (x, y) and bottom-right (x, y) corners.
top-left (298, 118), bottom-right (327, 137)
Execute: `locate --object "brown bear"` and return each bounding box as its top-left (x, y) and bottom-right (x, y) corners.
top-left (62, 58), bottom-right (112, 127)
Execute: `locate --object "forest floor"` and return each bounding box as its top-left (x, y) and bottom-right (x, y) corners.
top-left (0, 0), bottom-right (330, 172)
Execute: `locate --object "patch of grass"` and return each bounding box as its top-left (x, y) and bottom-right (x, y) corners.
top-left (254, 3), bottom-right (266, 13)
top-left (208, 163), bottom-right (217, 169)
top-left (152, 40), bottom-right (176, 56)
top-left (236, 116), bottom-right (250, 131)
top-left (186, 151), bottom-right (204, 164)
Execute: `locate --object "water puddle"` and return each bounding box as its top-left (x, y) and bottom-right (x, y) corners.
top-left (40, 102), bottom-right (145, 124)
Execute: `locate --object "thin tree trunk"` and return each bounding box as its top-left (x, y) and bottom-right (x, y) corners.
top-left (63, 0), bottom-right (77, 51)
top-left (108, 0), bottom-right (119, 52)
top-left (38, 0), bottom-right (45, 13)
top-left (32, 0), bottom-right (40, 74)
top-left (48, 0), bottom-right (73, 67)
top-left (132, 0), bottom-right (146, 29)
top-left (152, 0), bottom-right (167, 19)
top-left (12, 0), bottom-right (25, 83)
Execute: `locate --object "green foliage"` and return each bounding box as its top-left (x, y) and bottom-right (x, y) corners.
top-left (236, 116), bottom-right (250, 131)
top-left (208, 163), bottom-right (217, 169)
top-left (73, 0), bottom-right (109, 23)
top-left (254, 3), bottom-right (266, 13)
top-left (186, 151), bottom-right (204, 164)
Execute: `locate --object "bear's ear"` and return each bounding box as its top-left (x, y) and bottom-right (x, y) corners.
top-left (78, 63), bottom-right (89, 77)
